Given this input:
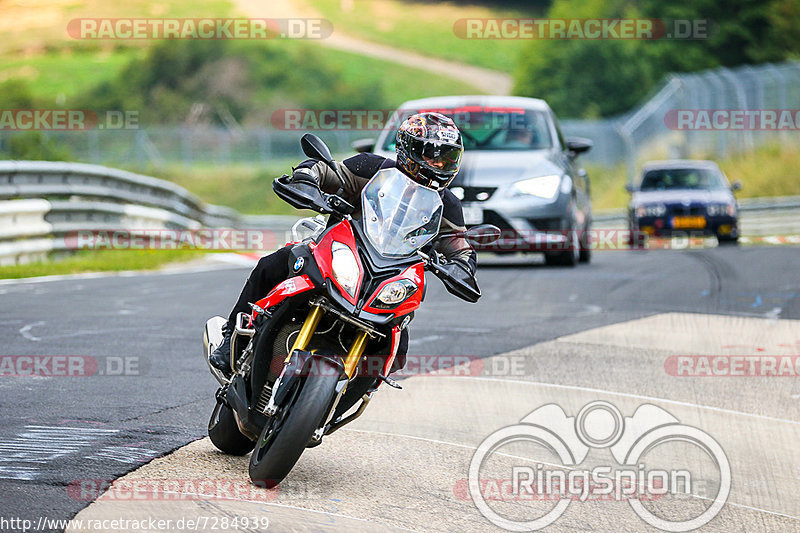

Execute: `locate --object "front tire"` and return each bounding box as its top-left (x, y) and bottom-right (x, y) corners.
top-left (249, 368), bottom-right (339, 486)
top-left (544, 227), bottom-right (579, 267)
top-left (208, 401), bottom-right (255, 456)
top-left (579, 225), bottom-right (591, 263)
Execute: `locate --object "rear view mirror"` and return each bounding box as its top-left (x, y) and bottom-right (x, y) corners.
top-left (732, 181), bottom-right (743, 191)
top-left (625, 183), bottom-right (635, 193)
top-left (301, 134), bottom-right (335, 168)
top-left (465, 224), bottom-right (501, 246)
top-left (300, 133), bottom-right (345, 190)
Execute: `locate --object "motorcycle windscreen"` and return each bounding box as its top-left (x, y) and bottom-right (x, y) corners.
top-left (361, 168), bottom-right (443, 258)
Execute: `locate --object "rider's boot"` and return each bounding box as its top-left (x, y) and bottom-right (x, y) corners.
top-left (209, 323), bottom-right (234, 376)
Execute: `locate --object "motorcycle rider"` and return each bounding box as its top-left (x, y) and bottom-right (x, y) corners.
top-left (210, 112), bottom-right (477, 377)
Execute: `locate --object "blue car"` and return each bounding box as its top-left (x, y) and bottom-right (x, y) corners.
top-left (627, 160), bottom-right (742, 244)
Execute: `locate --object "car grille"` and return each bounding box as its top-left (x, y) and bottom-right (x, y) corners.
top-left (666, 204), bottom-right (705, 216)
top-left (481, 210), bottom-right (514, 231)
top-left (526, 218), bottom-right (563, 231)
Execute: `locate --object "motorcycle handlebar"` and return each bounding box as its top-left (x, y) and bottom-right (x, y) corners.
top-left (272, 175), bottom-right (354, 216)
top-left (418, 250), bottom-right (481, 303)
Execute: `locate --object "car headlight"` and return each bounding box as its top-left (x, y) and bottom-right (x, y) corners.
top-left (707, 203), bottom-right (736, 216)
top-left (509, 175), bottom-right (562, 199)
top-left (636, 204), bottom-right (667, 218)
top-left (372, 279), bottom-right (418, 309)
top-left (331, 241), bottom-right (360, 297)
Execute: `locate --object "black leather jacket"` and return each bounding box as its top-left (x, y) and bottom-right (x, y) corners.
top-left (296, 153), bottom-right (477, 274)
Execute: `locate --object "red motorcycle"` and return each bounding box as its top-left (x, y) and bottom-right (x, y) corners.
top-left (203, 134), bottom-right (499, 485)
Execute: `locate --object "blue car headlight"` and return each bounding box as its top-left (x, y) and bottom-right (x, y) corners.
top-left (707, 203), bottom-right (736, 216)
top-left (635, 204), bottom-right (667, 218)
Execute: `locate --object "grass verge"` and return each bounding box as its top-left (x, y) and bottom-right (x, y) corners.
top-left (155, 161), bottom-right (301, 215)
top-left (0, 249), bottom-right (208, 280)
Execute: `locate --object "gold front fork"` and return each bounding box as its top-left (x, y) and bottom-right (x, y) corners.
top-left (343, 330), bottom-right (369, 379)
top-left (285, 305), bottom-right (324, 363)
top-left (286, 304), bottom-right (369, 380)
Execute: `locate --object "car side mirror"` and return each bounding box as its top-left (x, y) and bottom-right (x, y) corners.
top-left (351, 138), bottom-right (375, 153)
top-left (566, 137), bottom-right (593, 157)
top-left (732, 181), bottom-right (743, 191)
top-left (625, 183), bottom-right (635, 193)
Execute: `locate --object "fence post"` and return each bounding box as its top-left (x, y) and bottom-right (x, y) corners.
top-left (718, 67), bottom-right (754, 152)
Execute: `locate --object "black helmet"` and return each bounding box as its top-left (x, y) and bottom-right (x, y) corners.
top-left (395, 112), bottom-right (463, 191)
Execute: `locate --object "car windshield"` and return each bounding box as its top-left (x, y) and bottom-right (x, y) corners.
top-left (361, 168), bottom-right (443, 258)
top-left (382, 107), bottom-right (553, 152)
top-left (639, 168), bottom-right (728, 191)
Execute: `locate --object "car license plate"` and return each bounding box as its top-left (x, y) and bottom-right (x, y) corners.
top-left (462, 205), bottom-right (483, 225)
top-left (672, 215), bottom-right (706, 229)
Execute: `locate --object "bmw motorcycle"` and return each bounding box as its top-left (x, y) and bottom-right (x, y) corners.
top-left (203, 134), bottom-right (499, 486)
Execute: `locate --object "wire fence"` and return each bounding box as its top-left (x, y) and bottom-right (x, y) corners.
top-left (563, 61), bottom-right (800, 180)
top-left (1, 62), bottom-right (797, 179)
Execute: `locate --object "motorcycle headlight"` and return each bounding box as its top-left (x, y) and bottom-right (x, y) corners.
top-left (331, 241), bottom-right (360, 297)
top-left (509, 175), bottom-right (562, 199)
top-left (636, 204), bottom-right (667, 218)
top-left (372, 279), bottom-right (418, 309)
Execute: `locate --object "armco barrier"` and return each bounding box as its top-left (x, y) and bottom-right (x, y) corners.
top-left (0, 161), bottom-right (296, 266)
top-left (1, 161), bottom-right (796, 265)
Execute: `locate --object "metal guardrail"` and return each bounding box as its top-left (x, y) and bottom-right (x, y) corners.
top-left (0, 161), bottom-right (297, 266)
top-left (1, 160), bottom-right (797, 266)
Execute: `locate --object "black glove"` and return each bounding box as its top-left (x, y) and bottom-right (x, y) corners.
top-left (290, 167), bottom-right (318, 186)
top-left (447, 258), bottom-right (475, 282)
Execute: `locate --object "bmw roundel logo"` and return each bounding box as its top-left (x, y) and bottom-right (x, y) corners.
top-left (293, 257), bottom-right (304, 272)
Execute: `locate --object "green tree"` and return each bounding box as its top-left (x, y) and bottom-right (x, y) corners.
top-left (514, 0), bottom-right (800, 118)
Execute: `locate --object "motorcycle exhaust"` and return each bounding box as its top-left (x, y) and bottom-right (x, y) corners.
top-left (203, 316), bottom-right (228, 385)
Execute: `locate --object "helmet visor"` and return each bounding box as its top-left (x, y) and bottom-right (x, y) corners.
top-left (406, 137), bottom-right (462, 175)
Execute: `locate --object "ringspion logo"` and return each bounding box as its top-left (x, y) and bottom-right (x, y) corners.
top-left (468, 401), bottom-right (730, 531)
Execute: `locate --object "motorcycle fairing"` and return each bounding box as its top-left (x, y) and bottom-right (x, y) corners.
top-left (363, 262), bottom-right (425, 317)
top-left (312, 219), bottom-right (364, 306)
top-left (252, 274), bottom-right (314, 316)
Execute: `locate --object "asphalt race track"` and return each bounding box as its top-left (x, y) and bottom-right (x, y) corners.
top-left (1, 245), bottom-right (799, 532)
